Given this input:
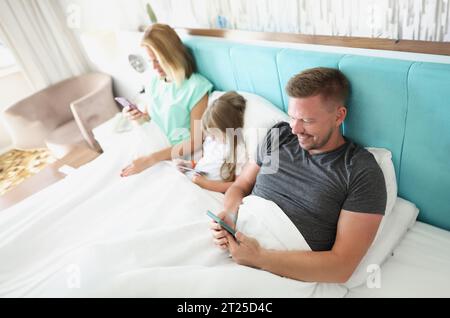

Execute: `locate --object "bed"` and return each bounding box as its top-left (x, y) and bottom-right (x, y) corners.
top-left (1, 35), bottom-right (450, 297)
top-left (346, 222), bottom-right (450, 297)
top-left (0, 130), bottom-right (345, 298)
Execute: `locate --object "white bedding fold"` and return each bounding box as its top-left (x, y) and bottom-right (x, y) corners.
top-left (237, 195), bottom-right (311, 251)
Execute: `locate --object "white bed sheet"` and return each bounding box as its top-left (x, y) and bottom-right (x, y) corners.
top-left (346, 221), bottom-right (450, 298)
top-left (0, 122), bottom-right (347, 298)
top-left (5, 121), bottom-right (448, 298)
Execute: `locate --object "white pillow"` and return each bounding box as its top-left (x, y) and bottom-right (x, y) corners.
top-left (345, 196), bottom-right (419, 289)
top-left (365, 148), bottom-right (397, 217)
top-left (208, 91), bottom-right (289, 161)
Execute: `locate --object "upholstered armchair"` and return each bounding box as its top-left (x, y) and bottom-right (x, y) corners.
top-left (2, 72), bottom-right (119, 158)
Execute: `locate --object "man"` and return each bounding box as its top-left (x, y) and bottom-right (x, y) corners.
top-left (210, 67), bottom-right (387, 283)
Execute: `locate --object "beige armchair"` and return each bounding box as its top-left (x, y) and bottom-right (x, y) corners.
top-left (2, 72), bottom-right (119, 158)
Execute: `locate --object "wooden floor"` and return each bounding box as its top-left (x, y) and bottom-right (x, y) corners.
top-left (0, 148), bottom-right (57, 196)
top-left (0, 146), bottom-right (100, 211)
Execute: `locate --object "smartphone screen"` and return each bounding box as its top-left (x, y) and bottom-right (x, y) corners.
top-left (178, 166), bottom-right (207, 176)
top-left (206, 210), bottom-right (236, 237)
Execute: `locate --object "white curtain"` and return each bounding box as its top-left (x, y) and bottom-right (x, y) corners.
top-left (0, 0), bottom-right (90, 91)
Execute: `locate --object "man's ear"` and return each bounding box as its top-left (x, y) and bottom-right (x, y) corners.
top-left (336, 106), bottom-right (347, 127)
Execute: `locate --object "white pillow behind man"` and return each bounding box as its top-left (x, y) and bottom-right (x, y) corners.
top-left (344, 148), bottom-right (416, 289)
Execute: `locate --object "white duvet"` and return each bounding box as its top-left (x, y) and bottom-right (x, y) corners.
top-left (0, 122), bottom-right (347, 298)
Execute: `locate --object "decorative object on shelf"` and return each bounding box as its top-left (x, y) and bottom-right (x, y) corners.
top-left (138, 2), bottom-right (157, 31)
top-left (146, 2), bottom-right (158, 24)
top-left (216, 15), bottom-right (228, 29)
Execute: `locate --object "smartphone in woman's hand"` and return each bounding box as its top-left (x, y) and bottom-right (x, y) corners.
top-left (115, 97), bottom-right (140, 112)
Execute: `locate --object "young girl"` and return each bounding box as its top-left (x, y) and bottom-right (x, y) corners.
top-left (175, 91), bottom-right (247, 193)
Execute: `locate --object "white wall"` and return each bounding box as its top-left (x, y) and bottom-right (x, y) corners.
top-left (58, 0), bottom-right (450, 41)
top-left (55, 0), bottom-right (450, 102)
top-left (68, 29), bottom-right (450, 107)
top-left (77, 31), bottom-right (150, 99)
top-left (57, 0), bottom-right (450, 98)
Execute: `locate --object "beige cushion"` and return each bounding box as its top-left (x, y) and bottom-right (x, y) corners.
top-left (45, 120), bottom-right (87, 158)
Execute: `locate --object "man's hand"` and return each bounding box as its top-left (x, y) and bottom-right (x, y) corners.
top-left (120, 154), bottom-right (157, 177)
top-left (209, 211), bottom-right (236, 250)
top-left (225, 231), bottom-right (263, 268)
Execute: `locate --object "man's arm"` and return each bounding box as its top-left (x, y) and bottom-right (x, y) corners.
top-left (226, 209), bottom-right (383, 283)
top-left (210, 162), bottom-right (260, 249)
top-left (223, 162), bottom-right (260, 216)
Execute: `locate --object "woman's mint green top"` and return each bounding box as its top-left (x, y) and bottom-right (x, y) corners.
top-left (145, 73), bottom-right (213, 145)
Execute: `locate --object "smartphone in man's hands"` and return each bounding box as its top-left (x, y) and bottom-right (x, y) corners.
top-left (207, 210), bottom-right (236, 237)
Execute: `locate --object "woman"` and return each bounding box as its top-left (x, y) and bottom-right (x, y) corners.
top-left (121, 23), bottom-right (213, 177)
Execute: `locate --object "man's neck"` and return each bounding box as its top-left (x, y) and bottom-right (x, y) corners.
top-left (308, 134), bottom-right (346, 156)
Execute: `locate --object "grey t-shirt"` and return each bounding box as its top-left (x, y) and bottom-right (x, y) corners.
top-left (252, 122), bottom-right (387, 251)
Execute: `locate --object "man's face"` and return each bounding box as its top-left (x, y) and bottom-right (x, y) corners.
top-left (146, 47), bottom-right (166, 79)
top-left (288, 95), bottom-right (345, 153)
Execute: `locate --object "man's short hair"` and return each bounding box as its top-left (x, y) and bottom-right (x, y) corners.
top-left (286, 67), bottom-right (350, 107)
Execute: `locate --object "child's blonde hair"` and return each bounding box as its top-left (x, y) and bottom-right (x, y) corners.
top-left (201, 92), bottom-right (246, 182)
top-left (141, 23), bottom-right (195, 86)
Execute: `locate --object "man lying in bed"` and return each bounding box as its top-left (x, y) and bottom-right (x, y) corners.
top-left (210, 67), bottom-right (387, 284)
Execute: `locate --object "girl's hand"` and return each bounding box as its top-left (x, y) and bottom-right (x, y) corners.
top-left (192, 174), bottom-right (206, 187)
top-left (173, 159), bottom-right (194, 173)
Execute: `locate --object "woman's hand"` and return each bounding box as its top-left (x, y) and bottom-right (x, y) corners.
top-left (120, 154), bottom-right (158, 177)
top-left (122, 106), bottom-right (150, 123)
top-left (209, 210), bottom-right (237, 250)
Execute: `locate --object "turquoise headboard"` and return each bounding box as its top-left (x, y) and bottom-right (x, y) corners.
top-left (184, 37), bottom-right (450, 231)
